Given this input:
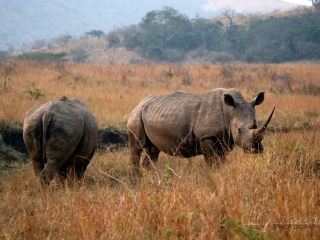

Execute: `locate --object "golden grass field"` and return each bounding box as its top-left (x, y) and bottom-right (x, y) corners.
top-left (1, 61), bottom-right (320, 239)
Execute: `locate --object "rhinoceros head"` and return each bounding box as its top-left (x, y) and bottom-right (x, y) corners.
top-left (224, 92), bottom-right (275, 154)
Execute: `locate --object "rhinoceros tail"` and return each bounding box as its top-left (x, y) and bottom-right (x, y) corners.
top-left (42, 112), bottom-right (52, 160)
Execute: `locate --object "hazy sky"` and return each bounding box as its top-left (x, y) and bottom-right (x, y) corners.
top-left (282, 0), bottom-right (312, 5)
top-left (203, 0), bottom-right (311, 12)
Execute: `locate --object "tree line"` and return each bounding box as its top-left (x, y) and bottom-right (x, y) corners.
top-left (2, 4), bottom-right (320, 64)
top-left (106, 6), bottom-right (320, 63)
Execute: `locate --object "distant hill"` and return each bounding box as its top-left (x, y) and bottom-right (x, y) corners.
top-left (9, 4), bottom-right (319, 65)
top-left (0, 0), bottom-right (303, 51)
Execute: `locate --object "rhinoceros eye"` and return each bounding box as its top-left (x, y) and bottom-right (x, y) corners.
top-left (238, 128), bottom-right (241, 134)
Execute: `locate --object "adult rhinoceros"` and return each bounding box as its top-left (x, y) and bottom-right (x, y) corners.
top-left (23, 96), bottom-right (98, 186)
top-left (127, 88), bottom-right (274, 169)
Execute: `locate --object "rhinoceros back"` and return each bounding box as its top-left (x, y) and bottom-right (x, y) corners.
top-left (139, 89), bottom-right (231, 156)
top-left (23, 97), bottom-right (98, 164)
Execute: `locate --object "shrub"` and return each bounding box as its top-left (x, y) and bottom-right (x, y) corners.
top-left (24, 82), bottom-right (45, 100)
top-left (16, 52), bottom-right (67, 62)
top-left (69, 47), bottom-right (89, 63)
top-left (125, 35), bottom-right (141, 50)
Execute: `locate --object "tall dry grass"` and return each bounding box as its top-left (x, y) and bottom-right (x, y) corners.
top-left (1, 61), bottom-right (320, 239)
top-left (1, 61), bottom-right (320, 129)
top-left (1, 129), bottom-right (320, 239)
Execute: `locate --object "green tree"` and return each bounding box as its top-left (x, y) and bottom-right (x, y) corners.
top-left (70, 47), bottom-right (89, 63)
top-left (192, 18), bottom-right (223, 51)
top-left (105, 31), bottom-right (120, 47)
top-left (139, 7), bottom-right (192, 61)
top-left (222, 24), bottom-right (248, 59)
top-left (311, 0), bottom-right (320, 10)
top-left (120, 6), bottom-right (320, 63)
top-left (244, 8), bottom-right (320, 62)
top-left (125, 35), bottom-right (142, 50)
top-left (86, 30), bottom-right (105, 38)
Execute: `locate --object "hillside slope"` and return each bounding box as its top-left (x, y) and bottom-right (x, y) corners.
top-left (0, 0), bottom-right (302, 51)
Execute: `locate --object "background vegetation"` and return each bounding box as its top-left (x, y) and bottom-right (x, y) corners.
top-left (2, 5), bottom-right (320, 64)
top-left (106, 6), bottom-right (320, 63)
top-left (0, 60), bottom-right (320, 238)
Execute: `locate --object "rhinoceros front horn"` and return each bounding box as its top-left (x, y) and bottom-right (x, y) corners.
top-left (255, 107), bottom-right (275, 135)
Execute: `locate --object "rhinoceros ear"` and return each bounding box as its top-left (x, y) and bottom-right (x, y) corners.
top-left (224, 94), bottom-right (238, 108)
top-left (252, 92), bottom-right (265, 106)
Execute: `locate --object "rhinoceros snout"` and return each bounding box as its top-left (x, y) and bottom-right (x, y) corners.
top-left (250, 147), bottom-right (263, 154)
top-left (243, 141), bottom-right (263, 154)
top-left (251, 141), bottom-right (263, 154)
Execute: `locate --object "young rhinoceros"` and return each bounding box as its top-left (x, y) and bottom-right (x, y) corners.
top-left (127, 88), bottom-right (274, 169)
top-left (23, 96), bottom-right (98, 187)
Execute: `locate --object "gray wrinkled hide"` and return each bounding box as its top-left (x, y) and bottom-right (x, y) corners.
top-left (23, 96), bottom-right (98, 186)
top-left (127, 88), bottom-right (266, 168)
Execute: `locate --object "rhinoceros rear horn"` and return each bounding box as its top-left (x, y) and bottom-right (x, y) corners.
top-left (255, 107), bottom-right (275, 135)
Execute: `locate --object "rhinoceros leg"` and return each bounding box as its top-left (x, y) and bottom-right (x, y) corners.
top-left (40, 151), bottom-right (75, 186)
top-left (128, 130), bottom-right (145, 168)
top-left (129, 145), bottom-right (142, 168)
top-left (75, 161), bottom-right (89, 180)
top-left (39, 162), bottom-right (59, 186)
top-left (200, 138), bottom-right (226, 167)
top-left (23, 137), bottom-right (44, 176)
top-left (75, 150), bottom-right (95, 180)
top-left (142, 145), bottom-right (160, 168)
top-left (30, 153), bottom-right (44, 177)
top-left (57, 164), bottom-right (69, 183)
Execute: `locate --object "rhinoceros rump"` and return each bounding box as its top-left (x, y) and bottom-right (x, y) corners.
top-left (127, 88), bottom-right (274, 169)
top-left (23, 96), bottom-right (98, 186)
